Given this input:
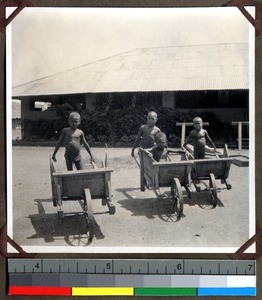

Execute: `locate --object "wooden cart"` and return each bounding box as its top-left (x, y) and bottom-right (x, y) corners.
top-left (184, 144), bottom-right (233, 207)
top-left (50, 158), bottom-right (115, 241)
top-left (139, 148), bottom-right (194, 218)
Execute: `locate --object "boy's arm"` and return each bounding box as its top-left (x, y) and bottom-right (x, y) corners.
top-left (131, 126), bottom-right (143, 156)
top-left (142, 147), bottom-right (154, 158)
top-left (183, 132), bottom-right (192, 148)
top-left (81, 133), bottom-right (95, 162)
top-left (52, 129), bottom-right (65, 162)
top-left (205, 131), bottom-right (217, 151)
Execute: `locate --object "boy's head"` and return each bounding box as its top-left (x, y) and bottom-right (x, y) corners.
top-left (155, 132), bottom-right (167, 149)
top-left (68, 112), bottom-right (81, 129)
top-left (193, 117), bottom-right (203, 131)
top-left (147, 111), bottom-right (157, 126)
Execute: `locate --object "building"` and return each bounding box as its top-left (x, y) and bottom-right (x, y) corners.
top-left (12, 43), bottom-right (249, 139)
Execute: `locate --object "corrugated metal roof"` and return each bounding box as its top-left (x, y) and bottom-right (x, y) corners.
top-left (12, 43), bottom-right (249, 97)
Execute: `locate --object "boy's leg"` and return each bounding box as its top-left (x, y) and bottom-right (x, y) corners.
top-left (75, 160), bottom-right (83, 170)
top-left (65, 154), bottom-right (73, 171)
top-left (75, 156), bottom-right (84, 170)
top-left (194, 147), bottom-right (205, 159)
top-left (199, 148), bottom-right (205, 159)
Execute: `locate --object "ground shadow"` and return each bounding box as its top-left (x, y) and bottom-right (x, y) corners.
top-left (117, 185), bottom-right (225, 223)
top-left (27, 198), bottom-right (105, 246)
top-left (187, 181), bottom-right (225, 209)
top-left (117, 188), bottom-right (182, 222)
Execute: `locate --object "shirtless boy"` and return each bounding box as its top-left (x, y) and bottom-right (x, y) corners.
top-left (145, 132), bottom-right (183, 162)
top-left (131, 111), bottom-right (161, 157)
top-left (52, 112), bottom-right (94, 170)
top-left (183, 117), bottom-right (217, 159)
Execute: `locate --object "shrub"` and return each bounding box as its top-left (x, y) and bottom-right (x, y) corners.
top-left (22, 105), bottom-right (226, 146)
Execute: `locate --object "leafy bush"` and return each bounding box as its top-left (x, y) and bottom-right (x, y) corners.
top-left (22, 105), bottom-right (226, 146)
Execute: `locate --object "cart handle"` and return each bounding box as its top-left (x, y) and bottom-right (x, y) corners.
top-left (133, 154), bottom-right (141, 169)
top-left (182, 146), bottom-right (194, 160)
top-left (91, 161), bottom-right (98, 169)
top-left (104, 143), bottom-right (108, 168)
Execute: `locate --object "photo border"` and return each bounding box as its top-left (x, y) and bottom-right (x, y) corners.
top-left (1, 1), bottom-right (261, 298)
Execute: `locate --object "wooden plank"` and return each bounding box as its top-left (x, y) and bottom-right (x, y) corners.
top-left (181, 123), bottom-right (186, 147)
top-left (238, 122), bottom-right (242, 150)
top-left (50, 157), bottom-right (57, 206)
top-left (231, 121), bottom-right (249, 150)
top-left (158, 163), bottom-right (191, 187)
top-left (57, 178), bottom-right (63, 206)
top-left (139, 150), bottom-right (146, 191)
top-left (193, 159), bottom-right (233, 180)
top-left (233, 156), bottom-right (249, 167)
top-left (61, 173), bottom-right (106, 199)
top-left (105, 172), bottom-right (111, 198)
top-left (53, 168), bottom-right (113, 178)
top-left (152, 160), bottom-right (194, 167)
top-left (232, 121), bottom-right (249, 125)
top-left (142, 152), bottom-right (156, 187)
top-left (176, 122), bottom-right (209, 126)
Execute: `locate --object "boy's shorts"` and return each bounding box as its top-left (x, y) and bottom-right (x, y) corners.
top-left (64, 152), bottom-right (82, 163)
top-left (194, 147), bottom-right (205, 159)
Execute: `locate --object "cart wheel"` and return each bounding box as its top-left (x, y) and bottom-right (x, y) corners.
top-left (209, 173), bottom-right (217, 207)
top-left (171, 178), bottom-right (184, 218)
top-left (83, 189), bottom-right (94, 241)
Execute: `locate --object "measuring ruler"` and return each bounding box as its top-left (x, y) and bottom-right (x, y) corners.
top-left (8, 259), bottom-right (256, 296)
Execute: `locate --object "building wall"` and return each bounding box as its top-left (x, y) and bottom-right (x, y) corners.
top-left (162, 91), bottom-right (175, 108)
top-left (85, 93), bottom-right (96, 111)
top-left (179, 108), bottom-right (248, 123)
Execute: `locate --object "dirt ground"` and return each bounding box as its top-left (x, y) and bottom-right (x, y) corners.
top-left (10, 146), bottom-right (252, 252)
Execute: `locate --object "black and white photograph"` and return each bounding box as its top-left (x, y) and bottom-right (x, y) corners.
top-left (7, 7), bottom-right (255, 253)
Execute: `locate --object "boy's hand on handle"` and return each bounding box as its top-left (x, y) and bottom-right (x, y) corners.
top-left (147, 152), bottom-right (153, 159)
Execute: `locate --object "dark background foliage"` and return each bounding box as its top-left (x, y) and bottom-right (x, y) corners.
top-left (21, 99), bottom-right (238, 147)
